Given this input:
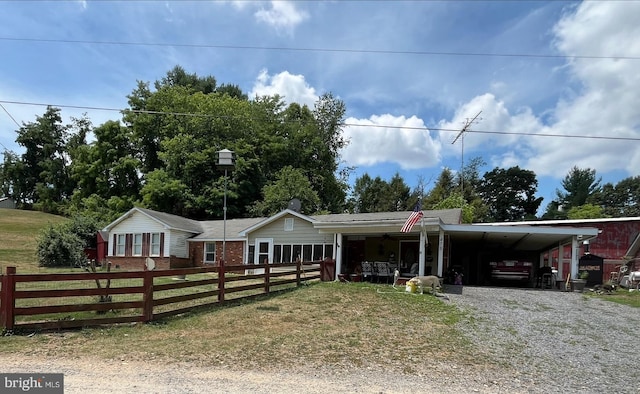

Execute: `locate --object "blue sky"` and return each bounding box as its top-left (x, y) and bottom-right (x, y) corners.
top-left (1, 1), bottom-right (639, 214)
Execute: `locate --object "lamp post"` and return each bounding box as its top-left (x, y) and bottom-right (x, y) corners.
top-left (216, 148), bottom-right (235, 265)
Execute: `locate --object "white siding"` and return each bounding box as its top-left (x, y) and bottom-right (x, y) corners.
top-left (248, 215), bottom-right (332, 245)
top-left (170, 231), bottom-right (191, 258)
top-left (110, 211), bottom-right (166, 234)
top-left (107, 211), bottom-right (195, 258)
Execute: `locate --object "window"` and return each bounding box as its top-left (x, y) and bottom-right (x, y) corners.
top-left (324, 245), bottom-right (334, 260)
top-left (248, 245), bottom-right (255, 263)
top-left (271, 243), bottom-right (333, 263)
top-left (292, 245), bottom-right (302, 262)
top-left (313, 244), bottom-right (324, 261)
top-left (133, 233), bottom-right (143, 256)
top-left (150, 233), bottom-right (161, 256)
top-left (205, 243), bottom-right (216, 263)
top-left (273, 245), bottom-right (282, 263)
top-left (116, 234), bottom-right (125, 256)
top-left (282, 245), bottom-right (292, 263)
top-left (303, 245), bottom-right (312, 262)
top-left (284, 218), bottom-right (294, 231)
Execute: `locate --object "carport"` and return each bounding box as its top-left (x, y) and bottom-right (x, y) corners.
top-left (442, 223), bottom-right (600, 285)
top-left (312, 209), bottom-right (600, 285)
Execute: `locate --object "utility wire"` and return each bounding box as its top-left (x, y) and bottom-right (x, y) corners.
top-left (2, 99), bottom-right (639, 142)
top-left (0, 36), bottom-right (638, 61)
top-left (0, 103), bottom-right (21, 128)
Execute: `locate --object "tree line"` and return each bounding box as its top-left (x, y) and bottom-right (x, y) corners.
top-left (1, 66), bottom-right (639, 228)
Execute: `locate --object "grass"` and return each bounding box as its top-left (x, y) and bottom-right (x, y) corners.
top-left (0, 208), bottom-right (67, 273)
top-left (586, 287), bottom-right (640, 307)
top-left (0, 282), bottom-right (487, 375)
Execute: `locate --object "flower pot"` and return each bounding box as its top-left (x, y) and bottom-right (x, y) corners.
top-left (571, 279), bottom-right (587, 293)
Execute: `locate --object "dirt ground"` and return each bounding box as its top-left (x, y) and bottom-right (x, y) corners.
top-left (1, 355), bottom-right (497, 393)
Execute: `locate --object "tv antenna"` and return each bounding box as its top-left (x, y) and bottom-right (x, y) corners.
top-left (452, 110), bottom-right (482, 195)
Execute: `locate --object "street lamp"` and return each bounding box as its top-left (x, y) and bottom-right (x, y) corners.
top-left (216, 148), bottom-right (235, 265)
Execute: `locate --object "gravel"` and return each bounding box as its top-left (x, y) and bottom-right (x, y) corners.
top-left (446, 286), bottom-right (640, 393)
top-left (2, 286), bottom-right (639, 393)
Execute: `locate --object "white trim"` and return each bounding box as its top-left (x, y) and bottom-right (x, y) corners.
top-left (132, 233), bottom-right (143, 256)
top-left (443, 223), bottom-right (599, 237)
top-left (239, 209), bottom-right (315, 236)
top-left (482, 217), bottom-right (640, 226)
top-left (204, 242), bottom-right (216, 264)
top-left (284, 217), bottom-right (294, 231)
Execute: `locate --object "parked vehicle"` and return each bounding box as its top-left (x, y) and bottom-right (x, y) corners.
top-left (490, 260), bottom-right (533, 282)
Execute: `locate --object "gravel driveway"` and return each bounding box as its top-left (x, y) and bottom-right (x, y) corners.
top-left (447, 286), bottom-right (640, 393)
top-left (2, 286), bottom-right (638, 393)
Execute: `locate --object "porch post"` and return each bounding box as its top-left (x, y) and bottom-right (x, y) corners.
top-left (418, 229), bottom-right (426, 276)
top-left (437, 228), bottom-right (445, 277)
top-left (334, 233), bottom-right (343, 281)
top-left (571, 236), bottom-right (579, 280)
top-left (555, 242), bottom-right (563, 282)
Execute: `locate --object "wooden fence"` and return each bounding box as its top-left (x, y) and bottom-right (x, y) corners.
top-left (0, 261), bottom-right (326, 332)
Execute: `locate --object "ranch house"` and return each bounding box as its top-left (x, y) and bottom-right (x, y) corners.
top-left (96, 207), bottom-right (640, 287)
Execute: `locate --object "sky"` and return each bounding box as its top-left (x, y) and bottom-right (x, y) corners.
top-left (1, 0), bottom-right (639, 215)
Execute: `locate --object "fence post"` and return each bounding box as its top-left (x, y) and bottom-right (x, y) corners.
top-left (1, 267), bottom-right (16, 331)
top-left (296, 260), bottom-right (301, 287)
top-left (142, 270), bottom-right (154, 323)
top-left (218, 261), bottom-right (225, 303)
top-left (264, 260), bottom-right (270, 294)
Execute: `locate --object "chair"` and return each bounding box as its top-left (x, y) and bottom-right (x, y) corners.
top-left (375, 262), bottom-right (393, 283)
top-left (536, 266), bottom-right (553, 289)
top-left (361, 261), bottom-right (373, 282)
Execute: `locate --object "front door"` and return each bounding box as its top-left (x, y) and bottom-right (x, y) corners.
top-left (252, 238), bottom-right (273, 275)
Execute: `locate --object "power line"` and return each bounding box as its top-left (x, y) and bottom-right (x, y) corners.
top-left (1, 98), bottom-right (639, 142)
top-left (1, 36), bottom-right (638, 61)
top-left (0, 103), bottom-right (21, 128)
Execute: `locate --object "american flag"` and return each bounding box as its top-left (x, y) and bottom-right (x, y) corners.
top-left (400, 201), bottom-right (423, 233)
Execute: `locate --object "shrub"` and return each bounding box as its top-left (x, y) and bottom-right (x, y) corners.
top-left (37, 216), bottom-right (101, 267)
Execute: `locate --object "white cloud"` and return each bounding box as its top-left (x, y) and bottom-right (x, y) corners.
top-left (250, 69), bottom-right (318, 108)
top-left (254, 1), bottom-right (309, 33)
top-left (433, 2), bottom-right (640, 181)
top-left (341, 114), bottom-right (441, 170)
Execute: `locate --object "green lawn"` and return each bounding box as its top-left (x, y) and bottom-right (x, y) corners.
top-left (0, 208), bottom-right (67, 273)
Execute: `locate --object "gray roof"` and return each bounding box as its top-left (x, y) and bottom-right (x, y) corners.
top-left (311, 209), bottom-right (463, 225)
top-left (192, 217), bottom-right (266, 240)
top-left (135, 207), bottom-right (203, 233)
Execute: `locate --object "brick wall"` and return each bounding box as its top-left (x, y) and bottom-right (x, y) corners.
top-left (107, 256), bottom-right (193, 270)
top-left (189, 241), bottom-right (245, 266)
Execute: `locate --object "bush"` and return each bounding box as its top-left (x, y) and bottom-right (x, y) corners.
top-left (36, 216), bottom-right (101, 268)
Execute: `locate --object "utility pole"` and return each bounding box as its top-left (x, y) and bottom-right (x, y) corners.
top-left (451, 110), bottom-right (482, 195)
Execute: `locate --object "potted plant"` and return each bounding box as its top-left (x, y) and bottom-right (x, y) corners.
top-left (571, 270), bottom-right (589, 292)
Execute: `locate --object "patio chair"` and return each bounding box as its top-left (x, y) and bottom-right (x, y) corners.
top-left (361, 261), bottom-right (374, 282)
top-left (375, 261), bottom-right (393, 283)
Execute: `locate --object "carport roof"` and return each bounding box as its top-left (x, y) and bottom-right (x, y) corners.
top-left (442, 223), bottom-right (600, 252)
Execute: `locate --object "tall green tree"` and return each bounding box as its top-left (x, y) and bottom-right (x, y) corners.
top-left (13, 107), bottom-right (80, 213)
top-left (423, 168), bottom-right (456, 208)
top-left (0, 150), bottom-right (27, 204)
top-left (544, 166), bottom-right (601, 219)
top-left (351, 174), bottom-right (389, 213)
top-left (70, 120), bottom-right (141, 201)
top-left (250, 166), bottom-right (321, 216)
top-left (590, 176), bottom-right (640, 217)
top-left (479, 166), bottom-right (543, 222)
top-left (384, 173), bottom-right (411, 212)
top-left (432, 192), bottom-right (474, 223)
